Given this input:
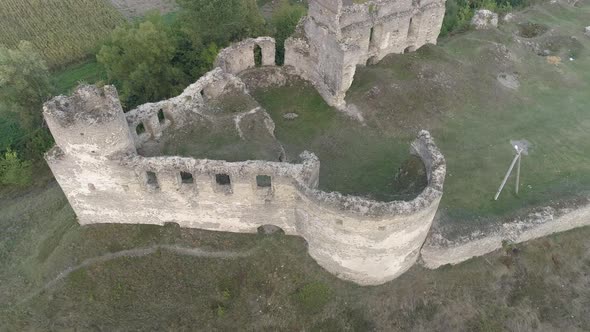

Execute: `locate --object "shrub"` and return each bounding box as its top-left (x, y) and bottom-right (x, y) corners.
top-left (97, 13), bottom-right (189, 109)
top-left (0, 149), bottom-right (32, 186)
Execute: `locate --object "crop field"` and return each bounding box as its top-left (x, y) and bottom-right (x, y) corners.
top-left (0, 0), bottom-right (125, 68)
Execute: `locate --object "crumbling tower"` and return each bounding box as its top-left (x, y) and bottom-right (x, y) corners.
top-left (285, 0), bottom-right (446, 108)
top-left (44, 85), bottom-right (138, 224)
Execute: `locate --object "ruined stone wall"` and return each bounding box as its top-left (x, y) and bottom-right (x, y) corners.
top-left (124, 68), bottom-right (247, 148)
top-left (285, 0), bottom-right (446, 108)
top-left (44, 80), bottom-right (446, 285)
top-left (214, 37), bottom-right (276, 75)
top-left (294, 131), bottom-right (445, 284)
top-left (421, 201), bottom-right (590, 269)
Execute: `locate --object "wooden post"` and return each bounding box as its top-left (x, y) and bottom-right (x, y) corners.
top-left (516, 153), bottom-right (521, 195)
top-left (494, 150), bottom-right (521, 201)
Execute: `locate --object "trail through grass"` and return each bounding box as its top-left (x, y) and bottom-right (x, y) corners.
top-left (1, 180), bottom-right (589, 330)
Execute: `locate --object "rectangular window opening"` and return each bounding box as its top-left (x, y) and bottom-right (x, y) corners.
top-left (146, 171), bottom-right (160, 190)
top-left (157, 109), bottom-right (165, 124)
top-left (216, 173), bottom-right (231, 186)
top-left (254, 45), bottom-right (263, 67)
top-left (407, 17), bottom-right (415, 38)
top-left (369, 27), bottom-right (374, 44)
top-left (136, 122), bottom-right (146, 135)
top-left (256, 175), bottom-right (272, 188)
top-left (180, 171), bottom-right (194, 184)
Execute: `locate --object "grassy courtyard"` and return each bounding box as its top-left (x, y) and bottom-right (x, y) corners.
top-left (253, 1), bottom-right (590, 234)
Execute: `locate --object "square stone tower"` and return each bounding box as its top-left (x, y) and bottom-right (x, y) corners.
top-left (285, 0), bottom-right (446, 108)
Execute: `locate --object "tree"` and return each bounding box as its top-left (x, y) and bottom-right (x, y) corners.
top-left (97, 13), bottom-right (189, 109)
top-left (0, 41), bottom-right (53, 131)
top-left (271, 1), bottom-right (306, 65)
top-left (176, 0), bottom-right (265, 47)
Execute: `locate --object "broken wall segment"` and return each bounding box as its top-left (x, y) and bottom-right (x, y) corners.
top-left (421, 201), bottom-right (590, 269)
top-left (43, 80), bottom-right (446, 285)
top-left (215, 37), bottom-right (276, 75)
top-left (284, 0), bottom-right (446, 108)
top-left (124, 68), bottom-right (247, 148)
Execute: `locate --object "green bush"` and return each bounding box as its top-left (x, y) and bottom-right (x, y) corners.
top-left (97, 13), bottom-right (189, 109)
top-left (0, 149), bottom-right (32, 186)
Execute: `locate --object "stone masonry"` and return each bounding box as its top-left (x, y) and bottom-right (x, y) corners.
top-left (284, 0), bottom-right (446, 108)
top-left (44, 38), bottom-right (447, 285)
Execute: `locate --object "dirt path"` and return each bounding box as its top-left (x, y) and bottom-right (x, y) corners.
top-left (17, 245), bottom-right (256, 305)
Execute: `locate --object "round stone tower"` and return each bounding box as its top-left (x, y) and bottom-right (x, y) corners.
top-left (43, 85), bottom-right (136, 158)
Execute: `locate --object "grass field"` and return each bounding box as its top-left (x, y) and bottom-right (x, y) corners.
top-left (253, 1), bottom-right (590, 235)
top-left (0, 0), bottom-right (125, 68)
top-left (0, 173), bottom-right (588, 330)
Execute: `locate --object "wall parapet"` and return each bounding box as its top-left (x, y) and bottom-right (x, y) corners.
top-left (120, 151), bottom-right (321, 190)
top-left (295, 131), bottom-right (445, 218)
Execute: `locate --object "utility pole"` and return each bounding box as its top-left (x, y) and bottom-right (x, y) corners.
top-left (494, 145), bottom-right (523, 201)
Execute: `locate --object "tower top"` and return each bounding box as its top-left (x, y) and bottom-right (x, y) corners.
top-left (43, 85), bottom-right (136, 157)
top-left (43, 85), bottom-right (124, 128)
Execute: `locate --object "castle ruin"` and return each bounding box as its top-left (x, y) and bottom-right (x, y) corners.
top-left (43, 0), bottom-right (450, 285)
top-left (285, 0), bottom-right (446, 108)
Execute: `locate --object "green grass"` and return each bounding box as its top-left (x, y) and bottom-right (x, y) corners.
top-left (255, 1), bottom-right (590, 233)
top-left (52, 60), bottom-right (107, 94)
top-left (0, 0), bottom-right (125, 68)
top-left (254, 81), bottom-right (425, 201)
top-left (1, 179), bottom-right (589, 330)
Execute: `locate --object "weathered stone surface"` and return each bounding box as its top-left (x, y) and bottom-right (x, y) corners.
top-left (44, 77), bottom-right (446, 285)
top-left (471, 9), bottom-right (499, 30)
top-left (585, 26), bottom-right (590, 37)
top-left (284, 0), bottom-right (447, 109)
top-left (215, 37), bottom-right (276, 75)
top-left (421, 201), bottom-right (590, 269)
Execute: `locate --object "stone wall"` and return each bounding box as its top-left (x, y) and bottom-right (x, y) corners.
top-left (124, 68), bottom-right (247, 148)
top-left (421, 201), bottom-right (590, 269)
top-left (285, 0), bottom-right (446, 108)
top-left (215, 37), bottom-right (276, 75)
top-left (44, 79), bottom-right (446, 285)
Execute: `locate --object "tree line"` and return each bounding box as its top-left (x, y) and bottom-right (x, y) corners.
top-left (0, 0), bottom-right (305, 187)
top-left (2, 0), bottom-right (537, 187)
